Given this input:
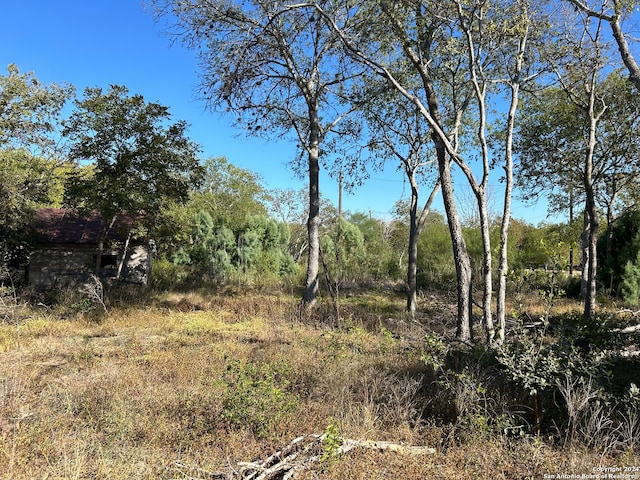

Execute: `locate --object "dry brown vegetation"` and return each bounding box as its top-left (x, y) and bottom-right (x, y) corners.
top-left (0, 287), bottom-right (635, 479)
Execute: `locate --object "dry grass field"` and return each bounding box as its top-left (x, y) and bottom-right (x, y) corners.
top-left (0, 287), bottom-right (635, 479)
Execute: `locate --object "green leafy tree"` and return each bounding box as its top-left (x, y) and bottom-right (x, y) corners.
top-left (154, 157), bottom-right (268, 258)
top-left (0, 150), bottom-right (68, 270)
top-left (347, 212), bottom-right (400, 281)
top-left (517, 66), bottom-right (640, 316)
top-left (237, 229), bottom-right (262, 272)
top-left (321, 217), bottom-right (366, 284)
top-left (192, 209), bottom-right (215, 247)
top-left (197, 211), bottom-right (236, 280)
top-left (0, 64), bottom-right (74, 153)
top-left (0, 65), bottom-right (74, 265)
top-left (63, 85), bottom-right (204, 275)
top-left (239, 215), bottom-right (295, 278)
top-left (416, 216), bottom-right (456, 290)
top-left (245, 216), bottom-right (279, 251)
top-left (196, 157), bottom-right (268, 232)
top-left (507, 221), bottom-right (578, 273)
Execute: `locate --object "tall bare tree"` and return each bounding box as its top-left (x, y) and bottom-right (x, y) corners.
top-left (150, 0), bottom-right (363, 309)
top-left (312, 0), bottom-right (545, 342)
top-left (445, 0), bottom-right (550, 342)
top-left (357, 80), bottom-right (442, 314)
top-left (559, 21), bottom-right (608, 317)
top-left (318, 1), bottom-right (476, 339)
top-left (516, 8), bottom-right (615, 317)
top-left (492, 0), bottom-right (552, 342)
top-left (564, 0), bottom-right (640, 93)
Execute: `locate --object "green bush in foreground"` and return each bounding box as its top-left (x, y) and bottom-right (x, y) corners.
top-left (220, 359), bottom-right (299, 438)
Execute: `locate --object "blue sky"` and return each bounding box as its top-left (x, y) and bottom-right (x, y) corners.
top-left (2, 0), bottom-right (554, 224)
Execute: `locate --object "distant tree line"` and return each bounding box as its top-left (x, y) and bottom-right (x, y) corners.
top-left (4, 0), bottom-right (640, 345)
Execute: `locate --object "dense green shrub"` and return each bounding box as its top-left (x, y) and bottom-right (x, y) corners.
top-left (165, 211), bottom-right (295, 285)
top-left (239, 215), bottom-right (294, 278)
top-left (237, 229), bottom-right (262, 271)
top-left (321, 218), bottom-right (366, 282)
top-left (598, 209), bottom-right (640, 297)
top-left (621, 250), bottom-right (640, 306)
top-left (494, 316), bottom-right (640, 447)
top-left (175, 211), bottom-right (237, 282)
top-left (150, 257), bottom-right (190, 290)
top-left (220, 359), bottom-right (299, 438)
top-left (416, 222), bottom-right (456, 290)
top-left (419, 315), bottom-right (640, 451)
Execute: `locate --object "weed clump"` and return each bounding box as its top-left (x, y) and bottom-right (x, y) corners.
top-left (220, 358), bottom-right (299, 438)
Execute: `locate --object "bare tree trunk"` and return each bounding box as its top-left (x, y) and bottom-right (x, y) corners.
top-left (418, 31), bottom-right (473, 341)
top-left (454, 0), bottom-right (494, 343)
top-left (584, 201), bottom-right (598, 318)
top-left (407, 178), bottom-right (420, 316)
top-left (303, 144), bottom-right (321, 309)
top-left (406, 175), bottom-right (441, 315)
top-left (496, 50), bottom-right (524, 343)
top-left (478, 199), bottom-right (494, 343)
top-left (439, 151), bottom-right (473, 340)
top-left (580, 180), bottom-right (599, 320)
top-left (582, 64), bottom-right (604, 318)
top-left (580, 210), bottom-right (590, 301)
top-left (496, 174), bottom-right (513, 343)
top-left (569, 188), bottom-right (575, 276)
top-left (583, 154), bottom-right (599, 318)
top-left (496, 208), bottom-right (510, 344)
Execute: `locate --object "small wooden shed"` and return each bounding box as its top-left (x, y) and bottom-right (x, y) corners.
top-left (28, 208), bottom-right (151, 290)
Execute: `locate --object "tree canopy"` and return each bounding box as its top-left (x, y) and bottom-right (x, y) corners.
top-left (63, 85), bottom-right (204, 224)
top-left (0, 64), bottom-right (74, 154)
top-left (0, 65), bottom-right (74, 264)
top-left (62, 84), bottom-right (204, 274)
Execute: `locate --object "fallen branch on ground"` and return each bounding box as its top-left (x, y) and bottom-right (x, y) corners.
top-left (169, 433), bottom-right (436, 480)
top-left (336, 437), bottom-right (436, 455)
top-left (612, 322), bottom-right (640, 334)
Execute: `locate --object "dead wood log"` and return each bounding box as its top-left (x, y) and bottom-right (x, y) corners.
top-left (613, 323), bottom-right (640, 334)
top-left (169, 433), bottom-right (435, 480)
top-left (337, 438), bottom-right (436, 455)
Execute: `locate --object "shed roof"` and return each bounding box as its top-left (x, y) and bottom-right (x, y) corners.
top-left (31, 208), bottom-right (138, 245)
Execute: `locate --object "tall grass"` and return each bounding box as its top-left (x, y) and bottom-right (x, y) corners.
top-left (0, 289), bottom-right (629, 479)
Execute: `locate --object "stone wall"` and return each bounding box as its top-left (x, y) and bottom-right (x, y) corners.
top-left (29, 243), bottom-right (150, 290)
